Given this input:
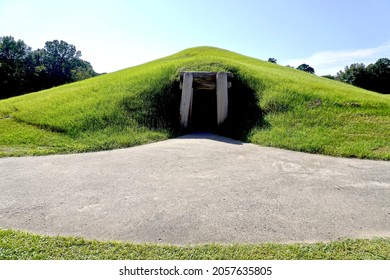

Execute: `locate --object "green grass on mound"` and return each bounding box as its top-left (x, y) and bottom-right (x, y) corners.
top-left (0, 47), bottom-right (389, 159)
top-left (1, 229), bottom-right (389, 260)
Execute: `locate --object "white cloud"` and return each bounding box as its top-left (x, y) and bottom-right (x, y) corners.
top-left (285, 43), bottom-right (390, 76)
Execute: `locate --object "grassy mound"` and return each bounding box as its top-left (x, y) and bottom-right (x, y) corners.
top-left (0, 46), bottom-right (389, 159)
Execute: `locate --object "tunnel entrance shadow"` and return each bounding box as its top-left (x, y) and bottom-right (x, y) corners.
top-left (188, 88), bottom-right (218, 133)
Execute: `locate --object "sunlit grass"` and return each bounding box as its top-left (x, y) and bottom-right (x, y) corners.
top-left (1, 229), bottom-right (389, 260)
top-left (0, 46), bottom-right (389, 159)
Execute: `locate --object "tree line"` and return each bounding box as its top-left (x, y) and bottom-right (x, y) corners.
top-left (328, 58), bottom-right (390, 94)
top-left (0, 36), bottom-right (98, 99)
top-left (268, 57), bottom-right (390, 94)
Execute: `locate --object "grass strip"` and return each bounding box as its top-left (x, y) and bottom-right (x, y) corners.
top-left (1, 229), bottom-right (389, 260)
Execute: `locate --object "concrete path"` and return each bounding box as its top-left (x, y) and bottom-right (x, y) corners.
top-left (1, 133), bottom-right (389, 244)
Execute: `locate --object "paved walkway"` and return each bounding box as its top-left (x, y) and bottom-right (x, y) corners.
top-left (1, 133), bottom-right (389, 244)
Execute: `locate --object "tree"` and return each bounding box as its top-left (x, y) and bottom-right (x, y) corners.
top-left (335, 60), bottom-right (390, 94)
top-left (336, 63), bottom-right (369, 89)
top-left (0, 36), bottom-right (31, 98)
top-left (42, 40), bottom-right (82, 86)
top-left (297, 63), bottom-right (315, 74)
top-left (71, 60), bottom-right (97, 81)
top-left (25, 49), bottom-right (49, 91)
top-left (268, 58), bottom-right (277, 63)
top-left (366, 58), bottom-right (390, 94)
top-left (0, 37), bottom-right (98, 99)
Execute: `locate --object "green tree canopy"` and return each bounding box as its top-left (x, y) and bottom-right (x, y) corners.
top-left (336, 63), bottom-right (368, 87)
top-left (336, 59), bottom-right (389, 94)
top-left (1, 36), bottom-right (98, 99)
top-left (297, 63), bottom-right (315, 74)
top-left (42, 40), bottom-right (82, 86)
top-left (0, 36), bottom-right (32, 98)
top-left (366, 58), bottom-right (390, 94)
top-left (268, 58), bottom-right (277, 63)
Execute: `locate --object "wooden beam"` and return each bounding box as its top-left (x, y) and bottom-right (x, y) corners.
top-left (180, 72), bottom-right (232, 90)
top-left (216, 72), bottom-right (228, 126)
top-left (179, 72), bottom-right (193, 128)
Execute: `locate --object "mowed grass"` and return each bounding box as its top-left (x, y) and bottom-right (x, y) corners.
top-left (0, 46), bottom-right (389, 159)
top-left (1, 229), bottom-right (389, 260)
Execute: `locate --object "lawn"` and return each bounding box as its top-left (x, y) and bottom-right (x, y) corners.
top-left (1, 229), bottom-right (389, 260)
top-left (0, 46), bottom-right (389, 159)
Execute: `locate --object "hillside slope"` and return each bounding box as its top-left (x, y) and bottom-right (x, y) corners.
top-left (0, 47), bottom-right (389, 159)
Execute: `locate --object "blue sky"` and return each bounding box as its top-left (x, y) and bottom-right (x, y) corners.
top-left (1, 0), bottom-right (389, 75)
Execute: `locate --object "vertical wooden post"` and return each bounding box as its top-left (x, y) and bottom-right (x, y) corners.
top-left (180, 72), bottom-right (193, 128)
top-left (216, 72), bottom-right (228, 126)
